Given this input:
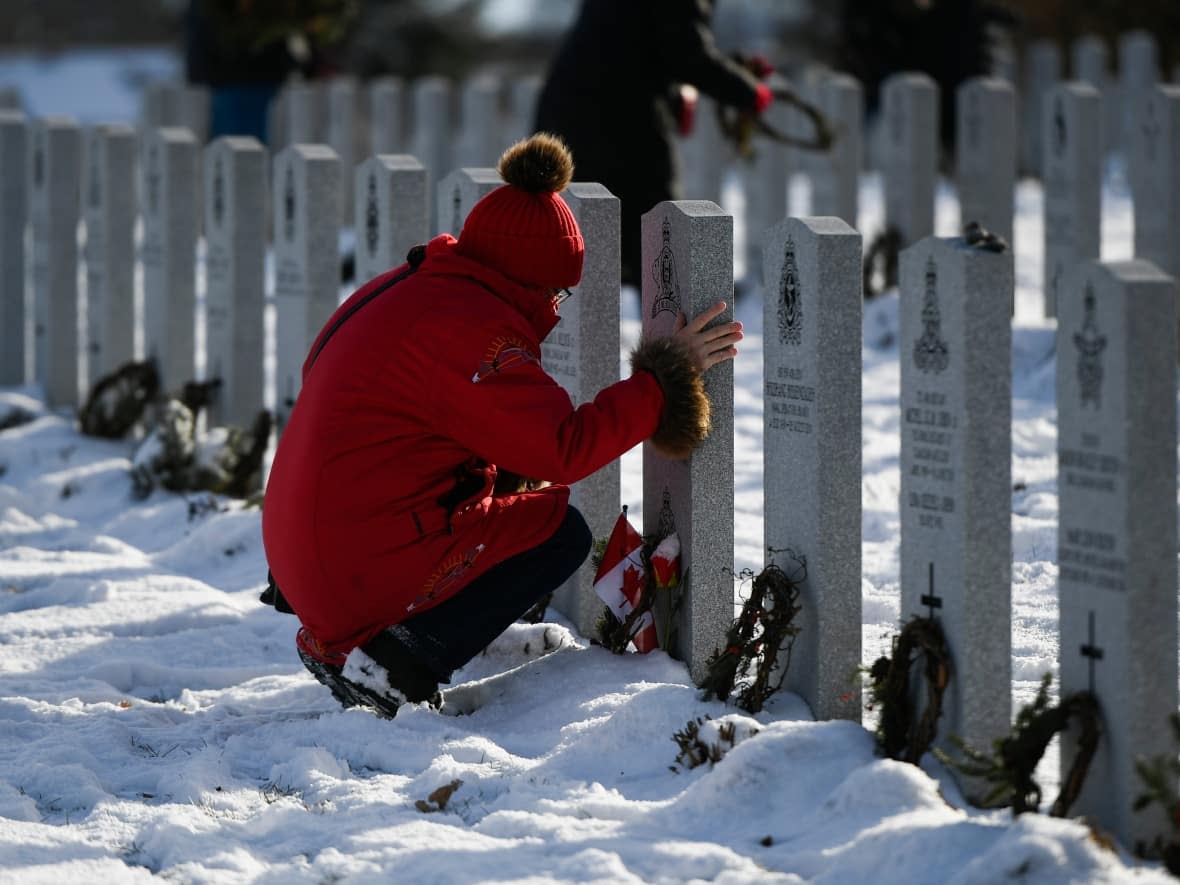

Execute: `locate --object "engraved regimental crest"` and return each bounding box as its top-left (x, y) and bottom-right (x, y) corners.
top-left (912, 256), bottom-right (949, 373)
top-left (1053, 96), bottom-right (1067, 159)
top-left (365, 173), bottom-right (379, 257)
top-left (146, 145), bottom-right (160, 215)
top-left (1074, 283), bottom-right (1107, 408)
top-left (777, 237), bottom-right (802, 345)
top-left (656, 488), bottom-right (676, 540)
top-left (452, 185), bottom-right (462, 236)
top-left (212, 155), bottom-right (225, 229)
top-left (283, 164), bottom-right (296, 243)
top-left (650, 216), bottom-right (682, 319)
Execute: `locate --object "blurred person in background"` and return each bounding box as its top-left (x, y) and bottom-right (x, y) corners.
top-left (534, 0), bottom-right (773, 288)
top-left (185, 0), bottom-right (355, 143)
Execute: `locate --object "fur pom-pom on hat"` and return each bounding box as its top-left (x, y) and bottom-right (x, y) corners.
top-left (497, 133), bottom-right (575, 194)
top-left (456, 133), bottom-right (585, 289)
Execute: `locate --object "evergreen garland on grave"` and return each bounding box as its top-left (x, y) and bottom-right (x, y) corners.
top-left (936, 673), bottom-right (1101, 816)
top-left (865, 615), bottom-right (952, 764)
top-left (698, 550), bottom-right (804, 714)
top-left (1133, 712), bottom-right (1180, 874)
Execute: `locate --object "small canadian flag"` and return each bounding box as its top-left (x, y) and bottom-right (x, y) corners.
top-left (592, 508), bottom-right (659, 653)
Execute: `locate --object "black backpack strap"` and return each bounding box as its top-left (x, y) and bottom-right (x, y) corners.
top-left (304, 244), bottom-right (427, 375)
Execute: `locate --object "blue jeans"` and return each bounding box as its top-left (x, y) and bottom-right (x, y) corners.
top-left (389, 506), bottom-right (592, 681)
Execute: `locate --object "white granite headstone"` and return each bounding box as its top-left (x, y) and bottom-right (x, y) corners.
top-left (204, 136), bottom-right (267, 429)
top-left (956, 77), bottom-right (1016, 246)
top-left (1042, 83), bottom-right (1101, 318)
top-left (0, 111), bottom-right (28, 385)
top-left (273, 145), bottom-right (341, 430)
top-left (369, 76), bottom-right (405, 155)
top-left (83, 123), bottom-right (136, 384)
top-left (142, 127), bottom-right (199, 395)
top-left (545, 182), bottom-right (622, 636)
top-left (809, 73), bottom-right (862, 227)
top-left (1132, 85), bottom-right (1180, 283)
top-left (437, 167), bottom-right (502, 238)
top-left (1056, 259), bottom-right (1177, 850)
top-left (355, 154), bottom-right (429, 285)
top-left (30, 116), bottom-right (81, 408)
top-left (899, 235), bottom-right (1013, 795)
top-left (762, 215), bottom-right (862, 722)
top-left (881, 72), bottom-right (938, 247)
top-left (1021, 40), bottom-right (1062, 177)
top-left (641, 201), bottom-right (734, 685)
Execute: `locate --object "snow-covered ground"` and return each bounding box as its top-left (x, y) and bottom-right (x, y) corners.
top-left (0, 49), bottom-right (1175, 883)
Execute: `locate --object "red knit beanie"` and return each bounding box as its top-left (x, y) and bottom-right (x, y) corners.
top-left (456, 133), bottom-right (584, 289)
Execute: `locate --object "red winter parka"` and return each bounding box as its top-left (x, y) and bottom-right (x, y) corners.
top-left (262, 235), bottom-right (667, 661)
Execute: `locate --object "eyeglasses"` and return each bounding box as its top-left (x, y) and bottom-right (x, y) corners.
top-left (553, 287), bottom-right (574, 306)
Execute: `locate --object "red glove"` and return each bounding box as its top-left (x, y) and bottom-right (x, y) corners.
top-left (676, 84), bottom-right (699, 136)
top-left (754, 82), bottom-right (773, 114)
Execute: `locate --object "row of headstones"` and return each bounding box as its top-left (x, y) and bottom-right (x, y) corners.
top-left (0, 109), bottom-right (581, 425)
top-left (646, 203), bottom-right (1176, 852)
top-left (539, 189), bottom-right (1176, 852)
top-left (141, 73), bottom-right (545, 230)
top-left (1020, 30), bottom-right (1180, 176)
top-left (853, 69), bottom-right (1180, 318)
top-left (3, 91), bottom-right (1176, 849)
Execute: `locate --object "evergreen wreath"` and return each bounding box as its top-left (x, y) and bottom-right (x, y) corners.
top-left (1134, 712), bottom-right (1180, 873)
top-left (698, 550), bottom-right (804, 713)
top-left (938, 673), bottom-right (1101, 816)
top-left (866, 615), bottom-right (951, 764)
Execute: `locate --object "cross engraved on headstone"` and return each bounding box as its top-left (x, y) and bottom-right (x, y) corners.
top-left (650, 217), bottom-right (682, 318)
top-left (920, 562), bottom-right (943, 619)
top-left (1073, 283), bottom-right (1106, 408)
top-left (1080, 610), bottom-right (1104, 693)
top-left (913, 257), bottom-right (949, 372)
top-left (451, 185), bottom-right (462, 235)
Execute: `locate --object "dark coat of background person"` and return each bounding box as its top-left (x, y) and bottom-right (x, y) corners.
top-left (534, 0), bottom-right (763, 287)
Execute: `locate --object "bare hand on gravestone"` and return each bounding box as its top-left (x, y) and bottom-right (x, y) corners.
top-left (672, 301), bottom-right (743, 372)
